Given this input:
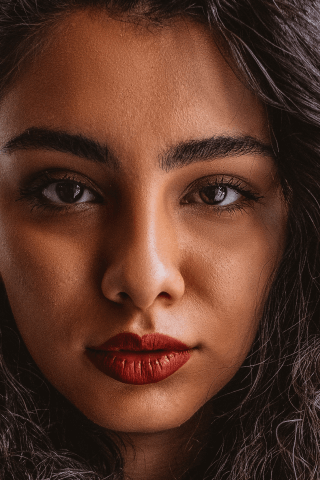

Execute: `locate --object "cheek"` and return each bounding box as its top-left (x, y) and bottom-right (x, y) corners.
top-left (0, 221), bottom-right (97, 357)
top-left (182, 212), bottom-right (285, 366)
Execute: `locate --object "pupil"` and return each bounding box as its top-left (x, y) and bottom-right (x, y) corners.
top-left (200, 185), bottom-right (227, 205)
top-left (56, 182), bottom-right (82, 203)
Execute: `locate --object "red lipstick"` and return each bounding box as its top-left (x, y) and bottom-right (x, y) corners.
top-left (86, 332), bottom-right (191, 385)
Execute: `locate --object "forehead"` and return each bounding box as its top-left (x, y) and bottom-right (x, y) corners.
top-left (0, 10), bottom-right (268, 157)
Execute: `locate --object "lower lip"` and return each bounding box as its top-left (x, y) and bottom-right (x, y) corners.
top-left (86, 349), bottom-right (191, 385)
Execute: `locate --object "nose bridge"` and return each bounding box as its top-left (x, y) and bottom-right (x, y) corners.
top-left (129, 196), bottom-right (169, 275)
top-left (101, 187), bottom-right (184, 309)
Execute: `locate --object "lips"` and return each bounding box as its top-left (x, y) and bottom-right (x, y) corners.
top-left (86, 332), bottom-right (191, 385)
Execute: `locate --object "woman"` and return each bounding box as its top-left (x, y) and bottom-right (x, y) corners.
top-left (0, 0), bottom-right (318, 478)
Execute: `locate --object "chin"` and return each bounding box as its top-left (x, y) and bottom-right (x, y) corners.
top-left (76, 388), bottom-right (204, 434)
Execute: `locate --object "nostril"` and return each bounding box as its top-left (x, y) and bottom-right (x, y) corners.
top-left (159, 292), bottom-right (171, 299)
top-left (119, 292), bottom-right (130, 301)
top-left (119, 291), bottom-right (170, 301)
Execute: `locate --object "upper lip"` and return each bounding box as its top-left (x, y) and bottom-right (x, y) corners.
top-left (89, 332), bottom-right (190, 352)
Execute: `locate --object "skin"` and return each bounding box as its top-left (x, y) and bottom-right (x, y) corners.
top-left (0, 10), bottom-right (287, 480)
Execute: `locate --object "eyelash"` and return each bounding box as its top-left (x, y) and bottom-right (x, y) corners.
top-left (17, 171), bottom-right (263, 215)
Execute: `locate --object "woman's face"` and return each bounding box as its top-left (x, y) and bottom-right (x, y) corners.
top-left (0, 11), bottom-right (286, 432)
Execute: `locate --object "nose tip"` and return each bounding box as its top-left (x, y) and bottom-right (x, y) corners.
top-left (101, 253), bottom-right (185, 310)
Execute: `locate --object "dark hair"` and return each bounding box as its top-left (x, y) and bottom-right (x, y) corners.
top-left (0, 0), bottom-right (319, 478)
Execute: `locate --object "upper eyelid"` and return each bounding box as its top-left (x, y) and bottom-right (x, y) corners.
top-left (29, 172), bottom-right (100, 193)
top-left (182, 175), bottom-right (255, 195)
top-left (186, 174), bottom-right (249, 186)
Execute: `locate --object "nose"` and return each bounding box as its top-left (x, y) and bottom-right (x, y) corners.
top-left (101, 204), bottom-right (185, 310)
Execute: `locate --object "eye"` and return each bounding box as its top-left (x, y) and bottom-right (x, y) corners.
top-left (185, 183), bottom-right (242, 207)
top-left (198, 185), bottom-right (240, 206)
top-left (17, 171), bottom-right (104, 214)
top-left (181, 176), bottom-right (263, 212)
top-left (42, 180), bottom-right (96, 204)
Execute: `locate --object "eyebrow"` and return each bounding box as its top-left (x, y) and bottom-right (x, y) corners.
top-left (2, 127), bottom-right (273, 171)
top-left (160, 135), bottom-right (274, 172)
top-left (2, 127), bottom-right (119, 170)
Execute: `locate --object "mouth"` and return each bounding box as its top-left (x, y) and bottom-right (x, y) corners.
top-left (86, 332), bottom-right (192, 385)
